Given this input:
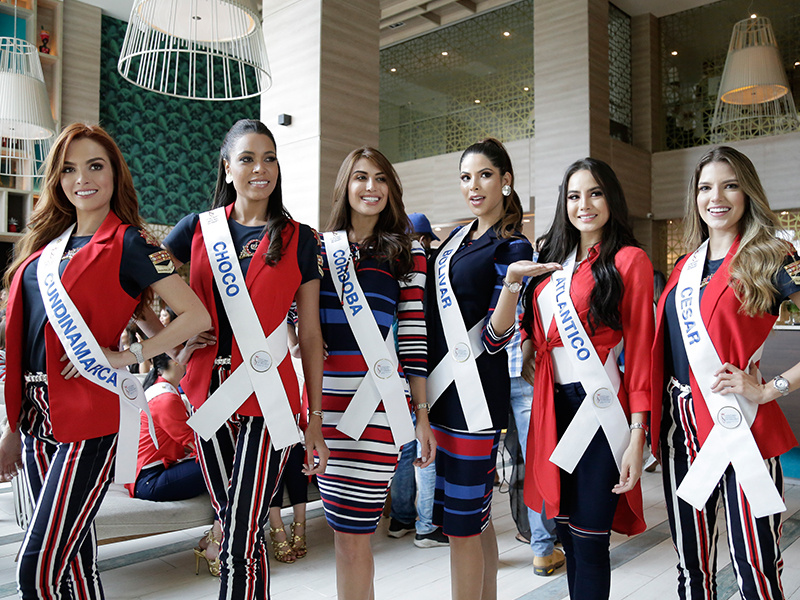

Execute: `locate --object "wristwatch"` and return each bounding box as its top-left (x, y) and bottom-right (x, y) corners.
top-left (503, 278), bottom-right (523, 294)
top-left (772, 375), bottom-right (790, 397)
top-left (128, 342), bottom-right (145, 364)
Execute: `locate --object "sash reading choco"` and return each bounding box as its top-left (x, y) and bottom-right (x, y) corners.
top-left (37, 224), bottom-right (156, 484)
top-left (187, 207), bottom-right (301, 449)
top-left (674, 240), bottom-right (784, 518)
top-left (322, 231), bottom-right (414, 449)
top-left (539, 247), bottom-right (630, 473)
top-left (427, 222), bottom-right (493, 433)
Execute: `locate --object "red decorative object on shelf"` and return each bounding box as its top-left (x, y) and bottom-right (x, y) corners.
top-left (39, 27), bottom-right (50, 54)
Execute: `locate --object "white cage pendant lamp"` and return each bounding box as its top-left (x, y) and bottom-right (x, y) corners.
top-left (118, 0), bottom-right (272, 101)
top-left (0, 36), bottom-right (56, 181)
top-left (711, 16), bottom-right (799, 142)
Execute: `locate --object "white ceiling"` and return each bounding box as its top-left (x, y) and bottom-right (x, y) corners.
top-left (83, 0), bottom-right (717, 45)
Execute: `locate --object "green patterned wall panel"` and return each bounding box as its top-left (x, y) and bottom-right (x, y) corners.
top-left (99, 16), bottom-right (260, 226)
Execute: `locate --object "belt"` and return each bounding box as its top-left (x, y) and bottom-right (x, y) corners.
top-left (24, 372), bottom-right (48, 384)
top-left (214, 357), bottom-right (231, 366)
top-left (667, 376), bottom-right (691, 397)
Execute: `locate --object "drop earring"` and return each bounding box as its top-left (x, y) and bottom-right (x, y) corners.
top-left (502, 184), bottom-right (512, 197)
top-left (225, 173), bottom-right (233, 184)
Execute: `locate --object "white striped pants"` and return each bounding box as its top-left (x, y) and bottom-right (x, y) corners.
top-left (661, 379), bottom-right (785, 600)
top-left (17, 382), bottom-right (116, 600)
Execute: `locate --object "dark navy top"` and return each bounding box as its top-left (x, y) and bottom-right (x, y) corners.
top-left (22, 227), bottom-right (173, 372)
top-left (164, 213), bottom-right (321, 359)
top-left (665, 253), bottom-right (800, 385)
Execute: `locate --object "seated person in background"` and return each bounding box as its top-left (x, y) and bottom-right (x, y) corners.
top-left (160, 305), bottom-right (177, 326)
top-left (125, 353), bottom-right (206, 502)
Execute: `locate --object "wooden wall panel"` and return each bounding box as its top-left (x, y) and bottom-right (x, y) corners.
top-left (396, 138), bottom-right (533, 227)
top-left (533, 0), bottom-right (592, 239)
top-left (261, 0), bottom-right (379, 229)
top-left (62, 0), bottom-right (101, 127)
top-left (651, 132), bottom-right (800, 220)
top-left (631, 14), bottom-right (659, 152)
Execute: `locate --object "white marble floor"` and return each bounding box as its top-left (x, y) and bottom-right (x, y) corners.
top-left (0, 468), bottom-right (798, 600)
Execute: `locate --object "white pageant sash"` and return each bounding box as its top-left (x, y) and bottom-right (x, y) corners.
top-left (145, 381), bottom-right (179, 402)
top-left (541, 248), bottom-right (630, 473)
top-left (187, 208), bottom-right (301, 449)
top-left (674, 240), bottom-right (785, 518)
top-left (322, 231), bottom-right (414, 448)
top-left (426, 222), bottom-right (492, 432)
top-left (37, 225), bottom-right (156, 484)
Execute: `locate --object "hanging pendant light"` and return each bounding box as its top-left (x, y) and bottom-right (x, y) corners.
top-left (0, 35), bottom-right (56, 181)
top-left (118, 0), bottom-right (272, 101)
top-left (711, 16), bottom-right (799, 141)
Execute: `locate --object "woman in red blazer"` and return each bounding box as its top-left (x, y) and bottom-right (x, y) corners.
top-left (0, 123), bottom-right (209, 599)
top-left (520, 158), bottom-right (654, 600)
top-left (652, 146), bottom-right (800, 600)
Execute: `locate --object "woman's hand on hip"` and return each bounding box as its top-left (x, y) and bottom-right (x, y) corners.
top-left (712, 362), bottom-right (772, 405)
top-left (175, 329), bottom-right (216, 365)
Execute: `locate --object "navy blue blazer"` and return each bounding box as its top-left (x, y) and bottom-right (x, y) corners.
top-left (426, 223), bottom-right (532, 431)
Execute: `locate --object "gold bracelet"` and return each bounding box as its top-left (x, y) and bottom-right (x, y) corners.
top-left (310, 410), bottom-right (324, 419)
top-left (414, 402), bottom-right (430, 412)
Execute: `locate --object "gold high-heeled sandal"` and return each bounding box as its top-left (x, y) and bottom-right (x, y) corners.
top-left (270, 525), bottom-right (296, 563)
top-left (290, 521), bottom-right (307, 559)
top-left (194, 529), bottom-right (221, 577)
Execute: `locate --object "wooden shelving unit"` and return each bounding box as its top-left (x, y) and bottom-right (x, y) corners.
top-left (0, 0), bottom-right (61, 250)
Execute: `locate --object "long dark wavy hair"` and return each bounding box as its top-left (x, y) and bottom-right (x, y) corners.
top-left (459, 138), bottom-right (524, 239)
top-left (523, 157), bottom-right (639, 334)
top-left (325, 147), bottom-right (415, 280)
top-left (142, 353), bottom-right (172, 390)
top-left (212, 119), bottom-right (293, 267)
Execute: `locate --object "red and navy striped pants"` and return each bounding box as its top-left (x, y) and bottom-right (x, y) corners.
top-left (662, 379), bottom-right (785, 600)
top-left (217, 416), bottom-right (289, 600)
top-left (17, 382), bottom-right (116, 600)
top-left (193, 363), bottom-right (237, 524)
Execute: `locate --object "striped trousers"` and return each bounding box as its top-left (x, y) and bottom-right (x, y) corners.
top-left (662, 379), bottom-right (785, 600)
top-left (192, 364), bottom-right (290, 599)
top-left (193, 363), bottom-right (237, 524)
top-left (17, 382), bottom-right (116, 600)
top-left (217, 416), bottom-right (289, 600)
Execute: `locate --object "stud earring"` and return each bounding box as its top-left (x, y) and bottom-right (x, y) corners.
top-left (502, 184), bottom-right (512, 197)
top-left (225, 173), bottom-right (233, 184)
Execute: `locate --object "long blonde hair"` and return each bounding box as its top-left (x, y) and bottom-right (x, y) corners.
top-left (684, 146), bottom-right (790, 316)
top-left (3, 123), bottom-right (150, 312)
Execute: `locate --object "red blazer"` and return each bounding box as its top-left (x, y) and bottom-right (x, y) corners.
top-left (4, 212), bottom-right (140, 442)
top-left (125, 378), bottom-right (196, 497)
top-left (181, 204), bottom-right (302, 417)
top-left (650, 239), bottom-right (797, 458)
top-left (524, 245), bottom-right (654, 536)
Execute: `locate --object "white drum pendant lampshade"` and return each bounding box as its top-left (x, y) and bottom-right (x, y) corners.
top-left (0, 37), bottom-right (56, 180)
top-left (711, 17), bottom-right (799, 140)
top-left (118, 0), bottom-right (272, 101)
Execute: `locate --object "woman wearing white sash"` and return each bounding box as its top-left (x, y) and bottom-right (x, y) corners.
top-left (124, 354), bottom-right (205, 504)
top-left (520, 158), bottom-right (654, 600)
top-left (651, 146), bottom-right (800, 600)
top-left (427, 139), bottom-right (560, 600)
top-left (315, 147), bottom-right (435, 600)
top-left (163, 120), bottom-right (328, 596)
top-left (0, 123), bottom-right (210, 599)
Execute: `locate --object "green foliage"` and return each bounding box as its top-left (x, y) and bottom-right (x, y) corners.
top-left (99, 16), bottom-right (260, 225)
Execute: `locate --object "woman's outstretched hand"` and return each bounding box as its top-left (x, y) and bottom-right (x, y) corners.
top-left (506, 260), bottom-right (562, 283)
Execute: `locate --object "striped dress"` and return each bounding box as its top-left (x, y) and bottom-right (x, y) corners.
top-left (316, 238), bottom-right (427, 534)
